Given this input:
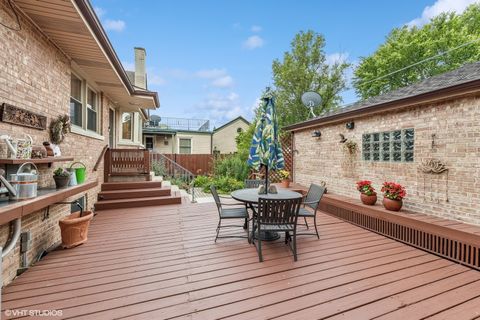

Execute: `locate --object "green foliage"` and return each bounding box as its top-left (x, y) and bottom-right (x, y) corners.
top-left (353, 4), bottom-right (480, 99)
top-left (272, 30), bottom-right (350, 127)
top-left (235, 123), bottom-right (256, 158)
top-left (170, 176), bottom-right (189, 190)
top-left (193, 175), bottom-right (213, 188)
top-left (214, 154), bottom-right (249, 182)
top-left (53, 167), bottom-right (69, 177)
top-left (204, 176), bottom-right (244, 194)
top-left (151, 160), bottom-right (167, 177)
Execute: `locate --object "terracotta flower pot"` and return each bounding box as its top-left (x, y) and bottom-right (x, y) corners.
top-left (360, 193), bottom-right (377, 205)
top-left (383, 197), bottom-right (403, 211)
top-left (59, 211), bottom-right (93, 248)
top-left (280, 180), bottom-right (290, 188)
top-left (53, 175), bottom-right (70, 189)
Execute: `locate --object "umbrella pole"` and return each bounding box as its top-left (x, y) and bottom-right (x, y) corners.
top-left (265, 165), bottom-right (269, 194)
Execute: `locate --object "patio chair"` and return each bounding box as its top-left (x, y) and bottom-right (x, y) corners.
top-left (244, 179), bottom-right (265, 189)
top-left (211, 185), bottom-right (249, 243)
top-left (297, 183), bottom-right (326, 239)
top-left (253, 196), bottom-right (302, 262)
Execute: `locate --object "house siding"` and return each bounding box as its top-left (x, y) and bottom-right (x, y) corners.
top-left (293, 95), bottom-right (480, 225)
top-left (212, 118), bottom-right (249, 154)
top-left (0, 2), bottom-right (108, 285)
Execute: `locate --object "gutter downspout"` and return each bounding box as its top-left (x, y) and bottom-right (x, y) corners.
top-left (1, 218), bottom-right (22, 309)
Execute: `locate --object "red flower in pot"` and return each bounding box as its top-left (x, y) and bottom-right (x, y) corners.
top-left (356, 180), bottom-right (377, 205)
top-left (381, 182), bottom-right (406, 211)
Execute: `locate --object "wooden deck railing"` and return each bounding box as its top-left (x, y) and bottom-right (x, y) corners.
top-left (104, 148), bottom-right (150, 181)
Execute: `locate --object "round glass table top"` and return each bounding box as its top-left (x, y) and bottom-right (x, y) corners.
top-left (231, 188), bottom-right (302, 204)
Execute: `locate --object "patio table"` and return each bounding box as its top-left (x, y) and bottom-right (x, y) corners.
top-left (231, 188), bottom-right (302, 241)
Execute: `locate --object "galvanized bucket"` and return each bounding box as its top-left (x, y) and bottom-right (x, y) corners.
top-left (9, 162), bottom-right (38, 200)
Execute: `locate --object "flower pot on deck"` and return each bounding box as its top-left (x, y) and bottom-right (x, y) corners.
top-left (280, 180), bottom-right (290, 188)
top-left (360, 193), bottom-right (377, 205)
top-left (59, 211), bottom-right (93, 248)
top-left (382, 198), bottom-right (403, 211)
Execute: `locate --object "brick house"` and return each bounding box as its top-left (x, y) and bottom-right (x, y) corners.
top-left (0, 0), bottom-right (159, 285)
top-left (285, 62), bottom-right (480, 225)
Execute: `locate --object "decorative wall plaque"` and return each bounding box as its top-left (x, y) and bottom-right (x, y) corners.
top-left (0, 103), bottom-right (47, 130)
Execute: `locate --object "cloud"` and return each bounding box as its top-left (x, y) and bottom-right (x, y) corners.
top-left (94, 6), bottom-right (106, 18)
top-left (195, 68), bottom-right (235, 88)
top-left (104, 19), bottom-right (126, 32)
top-left (211, 76), bottom-right (234, 88)
top-left (325, 52), bottom-right (350, 65)
top-left (197, 92), bottom-right (246, 124)
top-left (243, 35), bottom-right (264, 49)
top-left (148, 74), bottom-right (167, 86)
top-left (408, 0), bottom-right (478, 27)
top-left (251, 25), bottom-right (262, 32)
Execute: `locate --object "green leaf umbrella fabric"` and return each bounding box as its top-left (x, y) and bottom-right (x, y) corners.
top-left (247, 89), bottom-right (285, 173)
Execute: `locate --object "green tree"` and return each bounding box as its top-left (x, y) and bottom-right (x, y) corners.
top-left (272, 30), bottom-right (350, 127)
top-left (353, 4), bottom-right (480, 99)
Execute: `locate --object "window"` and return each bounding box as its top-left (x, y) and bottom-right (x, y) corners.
top-left (145, 137), bottom-right (154, 150)
top-left (122, 112), bottom-right (133, 140)
top-left (237, 127), bottom-right (243, 133)
top-left (70, 74), bottom-right (83, 127)
top-left (179, 138), bottom-right (191, 154)
top-left (362, 128), bottom-right (414, 162)
top-left (87, 88), bottom-right (98, 132)
top-left (70, 72), bottom-right (102, 135)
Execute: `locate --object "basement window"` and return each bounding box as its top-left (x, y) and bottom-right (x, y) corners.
top-left (362, 129), bottom-right (414, 163)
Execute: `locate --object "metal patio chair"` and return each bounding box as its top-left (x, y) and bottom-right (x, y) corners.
top-left (297, 183), bottom-right (326, 239)
top-left (211, 185), bottom-right (249, 243)
top-left (253, 196), bottom-right (302, 262)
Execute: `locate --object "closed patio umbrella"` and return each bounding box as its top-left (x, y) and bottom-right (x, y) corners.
top-left (247, 88), bottom-right (284, 193)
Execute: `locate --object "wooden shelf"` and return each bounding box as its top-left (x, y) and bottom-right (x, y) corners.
top-left (0, 180), bottom-right (98, 225)
top-left (0, 156), bottom-right (74, 166)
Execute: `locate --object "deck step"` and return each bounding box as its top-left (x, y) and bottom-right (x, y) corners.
top-left (101, 181), bottom-right (162, 191)
top-left (94, 192), bottom-right (182, 210)
top-left (98, 187), bottom-right (172, 200)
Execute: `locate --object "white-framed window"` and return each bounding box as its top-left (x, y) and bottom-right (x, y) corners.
top-left (179, 138), bottom-right (192, 154)
top-left (70, 72), bottom-right (102, 135)
top-left (86, 87), bottom-right (98, 132)
top-left (121, 112), bottom-right (133, 140)
top-left (362, 128), bottom-right (414, 162)
top-left (70, 73), bottom-right (83, 127)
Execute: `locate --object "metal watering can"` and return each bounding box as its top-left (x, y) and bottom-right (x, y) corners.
top-left (68, 162), bottom-right (86, 185)
top-left (9, 162), bottom-right (38, 200)
top-left (0, 134), bottom-right (33, 159)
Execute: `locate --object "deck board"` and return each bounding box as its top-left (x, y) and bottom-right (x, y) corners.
top-left (2, 202), bottom-right (479, 319)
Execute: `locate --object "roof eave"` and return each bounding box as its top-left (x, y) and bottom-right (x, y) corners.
top-left (284, 79), bottom-right (480, 132)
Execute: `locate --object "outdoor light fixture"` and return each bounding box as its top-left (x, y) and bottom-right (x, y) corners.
top-left (312, 130), bottom-right (321, 138)
top-left (346, 121), bottom-right (355, 130)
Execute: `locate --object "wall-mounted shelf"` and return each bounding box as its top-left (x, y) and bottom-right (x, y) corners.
top-left (0, 157), bottom-right (74, 167)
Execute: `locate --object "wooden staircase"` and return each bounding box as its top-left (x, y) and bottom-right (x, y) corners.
top-left (95, 181), bottom-right (182, 211)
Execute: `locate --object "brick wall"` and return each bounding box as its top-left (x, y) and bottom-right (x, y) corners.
top-left (293, 96), bottom-right (480, 225)
top-left (0, 2), bottom-right (108, 285)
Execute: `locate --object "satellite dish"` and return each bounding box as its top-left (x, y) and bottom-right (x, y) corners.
top-left (301, 92), bottom-right (322, 118)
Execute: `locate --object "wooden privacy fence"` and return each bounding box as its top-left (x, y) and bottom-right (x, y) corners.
top-left (104, 148), bottom-right (151, 181)
top-left (153, 153), bottom-right (214, 175)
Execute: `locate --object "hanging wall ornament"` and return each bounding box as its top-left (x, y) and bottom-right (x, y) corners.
top-left (49, 115), bottom-right (71, 145)
top-left (418, 158), bottom-right (449, 202)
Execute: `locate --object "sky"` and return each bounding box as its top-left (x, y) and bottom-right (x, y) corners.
top-left (91, 0), bottom-right (478, 129)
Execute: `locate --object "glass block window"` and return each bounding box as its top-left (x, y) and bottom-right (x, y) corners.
top-left (362, 129), bottom-right (414, 162)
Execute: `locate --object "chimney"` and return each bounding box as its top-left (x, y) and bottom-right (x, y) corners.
top-left (134, 47), bottom-right (147, 89)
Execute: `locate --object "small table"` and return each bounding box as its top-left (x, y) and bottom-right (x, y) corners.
top-left (231, 188), bottom-right (303, 241)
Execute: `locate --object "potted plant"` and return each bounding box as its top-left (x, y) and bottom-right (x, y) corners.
top-left (381, 182), bottom-right (406, 211)
top-left (278, 170), bottom-right (291, 188)
top-left (59, 210), bottom-right (94, 248)
top-left (53, 167), bottom-right (70, 189)
top-left (356, 180), bottom-right (377, 205)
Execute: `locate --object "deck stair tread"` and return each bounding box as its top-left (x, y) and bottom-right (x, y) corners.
top-left (98, 187), bottom-right (171, 200)
top-left (95, 191), bottom-right (182, 210)
top-left (101, 181), bottom-right (163, 191)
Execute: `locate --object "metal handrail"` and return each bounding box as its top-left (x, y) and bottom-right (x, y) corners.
top-left (149, 152), bottom-right (196, 202)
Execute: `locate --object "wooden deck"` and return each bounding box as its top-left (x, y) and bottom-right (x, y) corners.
top-left (2, 201), bottom-right (480, 319)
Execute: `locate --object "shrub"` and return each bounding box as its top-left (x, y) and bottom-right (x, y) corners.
top-left (206, 176), bottom-right (244, 194)
top-left (152, 160), bottom-right (167, 177)
top-left (214, 154), bottom-right (249, 181)
top-left (193, 175), bottom-right (213, 188)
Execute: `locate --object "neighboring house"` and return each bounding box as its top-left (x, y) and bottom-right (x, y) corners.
top-left (0, 0), bottom-right (158, 285)
top-left (285, 61), bottom-right (480, 225)
top-left (212, 116), bottom-right (250, 154)
top-left (144, 116), bottom-right (250, 154)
